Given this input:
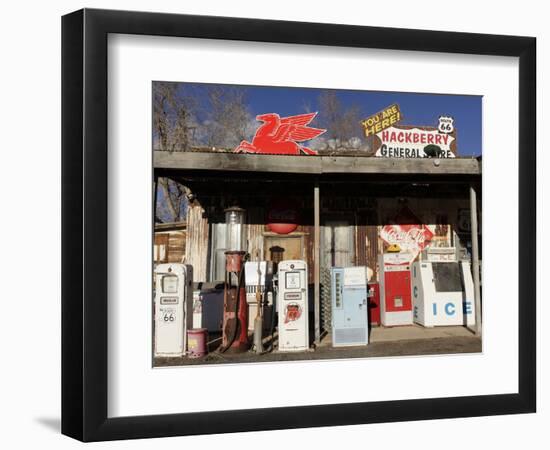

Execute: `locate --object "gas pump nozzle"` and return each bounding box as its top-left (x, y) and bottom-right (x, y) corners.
top-left (262, 272), bottom-right (278, 353)
top-left (252, 252), bottom-right (264, 354)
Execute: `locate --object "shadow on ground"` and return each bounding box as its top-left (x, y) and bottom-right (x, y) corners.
top-left (35, 417), bottom-right (60, 433)
top-left (155, 335), bottom-right (481, 367)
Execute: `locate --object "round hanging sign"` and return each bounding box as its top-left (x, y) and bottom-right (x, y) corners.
top-left (266, 200), bottom-right (299, 234)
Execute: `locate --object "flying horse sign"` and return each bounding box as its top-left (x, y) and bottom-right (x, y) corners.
top-left (234, 112), bottom-right (326, 155)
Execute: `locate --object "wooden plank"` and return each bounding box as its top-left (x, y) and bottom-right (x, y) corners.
top-left (154, 151), bottom-right (321, 174)
top-left (262, 231), bottom-right (309, 237)
top-left (186, 203), bottom-right (209, 281)
top-left (154, 221), bottom-right (187, 231)
top-left (320, 156), bottom-right (481, 175)
top-left (154, 151), bottom-right (481, 175)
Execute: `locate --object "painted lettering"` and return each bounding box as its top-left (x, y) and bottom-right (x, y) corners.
top-left (375, 127), bottom-right (456, 158)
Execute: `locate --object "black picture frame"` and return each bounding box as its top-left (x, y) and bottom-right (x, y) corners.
top-left (62, 8), bottom-right (536, 442)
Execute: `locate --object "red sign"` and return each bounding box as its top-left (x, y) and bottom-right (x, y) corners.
top-left (284, 303), bottom-right (302, 323)
top-left (234, 112), bottom-right (326, 155)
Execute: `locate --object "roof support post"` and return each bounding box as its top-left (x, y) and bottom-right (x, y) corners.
top-left (470, 184), bottom-right (482, 336)
top-left (153, 173), bottom-right (159, 223)
top-left (314, 182), bottom-right (321, 345)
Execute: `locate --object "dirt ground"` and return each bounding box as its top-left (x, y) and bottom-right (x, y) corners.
top-left (154, 326), bottom-right (481, 367)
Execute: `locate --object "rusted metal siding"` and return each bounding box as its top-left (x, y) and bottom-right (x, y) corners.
top-left (186, 204), bottom-right (209, 282)
top-left (353, 224), bottom-right (379, 282)
top-left (366, 226), bottom-right (379, 281)
top-left (356, 224), bottom-right (367, 267)
top-left (373, 197), bottom-right (475, 280)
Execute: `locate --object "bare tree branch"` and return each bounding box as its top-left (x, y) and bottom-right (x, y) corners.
top-left (153, 81), bottom-right (196, 152)
top-left (317, 91), bottom-right (364, 151)
top-left (203, 86), bottom-right (251, 148)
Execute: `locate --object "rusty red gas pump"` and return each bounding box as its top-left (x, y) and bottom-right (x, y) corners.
top-left (219, 207), bottom-right (250, 353)
top-left (220, 250), bottom-right (249, 352)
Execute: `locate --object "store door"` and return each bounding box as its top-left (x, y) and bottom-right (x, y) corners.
top-left (322, 220), bottom-right (355, 268)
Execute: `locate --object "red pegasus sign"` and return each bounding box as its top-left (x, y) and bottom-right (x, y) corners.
top-left (235, 112), bottom-right (326, 155)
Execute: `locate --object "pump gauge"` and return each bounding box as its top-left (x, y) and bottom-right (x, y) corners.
top-left (162, 274), bottom-right (178, 293)
top-left (285, 272), bottom-right (300, 289)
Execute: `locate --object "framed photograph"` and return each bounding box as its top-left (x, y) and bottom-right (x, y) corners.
top-left (62, 8), bottom-right (536, 441)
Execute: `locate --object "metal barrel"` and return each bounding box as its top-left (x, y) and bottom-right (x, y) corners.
top-left (187, 328), bottom-right (208, 358)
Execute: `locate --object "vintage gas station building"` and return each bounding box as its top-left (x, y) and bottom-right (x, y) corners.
top-left (153, 151), bottom-right (482, 343)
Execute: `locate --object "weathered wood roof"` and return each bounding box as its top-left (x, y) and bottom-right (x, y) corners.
top-left (154, 151), bottom-right (481, 176)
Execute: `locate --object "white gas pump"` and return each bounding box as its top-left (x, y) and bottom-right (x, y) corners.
top-left (154, 263), bottom-right (193, 357)
top-left (277, 260), bottom-right (309, 352)
top-left (411, 247), bottom-right (476, 327)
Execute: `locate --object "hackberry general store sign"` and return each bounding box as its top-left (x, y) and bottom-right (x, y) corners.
top-left (363, 104), bottom-right (458, 158)
top-left (374, 126), bottom-right (456, 158)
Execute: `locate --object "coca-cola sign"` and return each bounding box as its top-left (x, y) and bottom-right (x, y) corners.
top-left (267, 199), bottom-right (299, 234)
top-left (379, 224), bottom-right (434, 260)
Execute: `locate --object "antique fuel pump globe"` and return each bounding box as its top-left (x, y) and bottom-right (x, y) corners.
top-left (225, 207), bottom-right (246, 253)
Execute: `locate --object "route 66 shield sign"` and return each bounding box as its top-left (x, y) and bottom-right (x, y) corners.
top-left (438, 115), bottom-right (454, 134)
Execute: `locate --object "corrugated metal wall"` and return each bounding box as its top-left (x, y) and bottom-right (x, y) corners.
top-left (247, 208), bottom-right (265, 261)
top-left (186, 204), bottom-right (209, 281)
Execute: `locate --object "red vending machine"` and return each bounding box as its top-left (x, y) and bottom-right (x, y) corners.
top-left (367, 282), bottom-right (380, 326)
top-left (379, 252), bottom-right (413, 326)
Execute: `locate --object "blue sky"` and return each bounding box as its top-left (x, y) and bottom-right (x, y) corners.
top-left (178, 82), bottom-right (482, 156)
